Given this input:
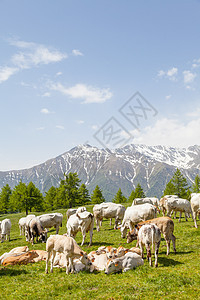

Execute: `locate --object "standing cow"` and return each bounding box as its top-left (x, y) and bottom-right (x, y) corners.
top-left (191, 193), bottom-right (200, 228)
top-left (0, 219), bottom-right (11, 242)
top-left (93, 202), bottom-right (126, 231)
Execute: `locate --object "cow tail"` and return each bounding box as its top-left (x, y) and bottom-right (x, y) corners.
top-left (151, 225), bottom-right (155, 252)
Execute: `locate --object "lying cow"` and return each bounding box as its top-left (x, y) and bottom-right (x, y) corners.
top-left (120, 204), bottom-right (157, 238)
top-left (127, 216), bottom-right (176, 255)
top-left (115, 246), bottom-right (142, 257)
top-left (0, 218), bottom-right (11, 242)
top-left (2, 251), bottom-right (39, 266)
top-left (0, 246), bottom-right (29, 264)
top-left (134, 224), bottom-right (161, 267)
top-left (93, 202), bottom-right (126, 231)
top-left (45, 234), bottom-right (91, 274)
top-left (191, 193), bottom-right (200, 228)
top-left (105, 252), bottom-right (144, 274)
top-left (66, 208), bottom-right (94, 246)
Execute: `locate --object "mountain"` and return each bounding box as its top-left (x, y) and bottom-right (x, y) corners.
top-left (0, 144), bottom-right (200, 200)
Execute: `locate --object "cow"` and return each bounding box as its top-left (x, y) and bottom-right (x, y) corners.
top-left (127, 216), bottom-right (176, 255)
top-left (136, 224), bottom-right (161, 267)
top-left (66, 209), bottom-right (94, 246)
top-left (159, 195), bottom-right (178, 216)
top-left (27, 217), bottom-right (46, 245)
top-left (162, 197), bottom-right (192, 222)
top-left (105, 252), bottom-right (144, 274)
top-left (0, 246), bottom-right (29, 264)
top-left (93, 202), bottom-right (126, 231)
top-left (37, 213), bottom-right (63, 234)
top-left (190, 193), bottom-right (200, 228)
top-left (88, 251), bottom-right (108, 271)
top-left (133, 197), bottom-right (160, 207)
top-left (0, 218), bottom-right (11, 242)
top-left (25, 214), bottom-right (36, 241)
top-left (2, 251), bottom-right (39, 266)
top-left (66, 207), bottom-right (86, 219)
top-left (18, 217), bottom-right (27, 236)
top-left (45, 234), bottom-right (92, 274)
top-left (120, 204), bottom-right (157, 238)
top-left (115, 246), bottom-right (142, 257)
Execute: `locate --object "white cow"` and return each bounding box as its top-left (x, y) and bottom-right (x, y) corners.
top-left (105, 252), bottom-right (144, 274)
top-left (37, 213), bottom-right (63, 234)
top-left (18, 217), bottom-right (27, 236)
top-left (120, 204), bottom-right (157, 238)
top-left (25, 215), bottom-right (36, 241)
top-left (0, 219), bottom-right (11, 242)
top-left (45, 235), bottom-right (92, 274)
top-left (136, 224), bottom-right (161, 267)
top-left (163, 197), bottom-right (192, 222)
top-left (66, 209), bottom-right (94, 246)
top-left (132, 197), bottom-right (160, 207)
top-left (93, 202), bottom-right (126, 231)
top-left (191, 193), bottom-right (200, 228)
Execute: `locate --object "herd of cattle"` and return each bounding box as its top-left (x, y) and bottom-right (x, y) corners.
top-left (0, 193), bottom-right (200, 274)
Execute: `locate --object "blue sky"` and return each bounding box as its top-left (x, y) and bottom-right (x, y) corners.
top-left (0, 0), bottom-right (200, 170)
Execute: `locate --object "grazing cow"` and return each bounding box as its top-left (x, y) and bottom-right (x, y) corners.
top-left (0, 219), bottom-right (11, 243)
top-left (136, 224), bottom-right (161, 267)
top-left (120, 204), bottom-right (157, 238)
top-left (105, 252), bottom-right (144, 274)
top-left (191, 193), bottom-right (200, 228)
top-left (66, 207), bottom-right (86, 219)
top-left (127, 216), bottom-right (176, 255)
top-left (27, 217), bottom-right (46, 245)
top-left (45, 235), bottom-right (91, 274)
top-left (66, 209), bottom-right (94, 246)
top-left (18, 217), bottom-right (27, 236)
top-left (2, 251), bottom-right (39, 266)
top-left (133, 197), bottom-right (160, 207)
top-left (37, 213), bottom-right (63, 234)
top-left (93, 202), bottom-right (126, 231)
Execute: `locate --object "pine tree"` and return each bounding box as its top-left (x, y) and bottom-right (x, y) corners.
top-left (0, 184), bottom-right (12, 213)
top-left (192, 175), bottom-right (200, 193)
top-left (164, 169), bottom-right (189, 198)
top-left (44, 186), bottom-right (57, 211)
top-left (79, 184), bottom-right (91, 205)
top-left (128, 190), bottom-right (135, 203)
top-left (27, 182), bottom-right (44, 212)
top-left (113, 188), bottom-right (126, 203)
top-left (134, 183), bottom-right (145, 198)
top-left (9, 181), bottom-right (28, 214)
top-left (91, 185), bottom-right (105, 204)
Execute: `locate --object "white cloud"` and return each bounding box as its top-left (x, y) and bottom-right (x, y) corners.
top-left (56, 125), bottom-right (65, 130)
top-left (158, 67), bottom-right (178, 81)
top-left (40, 108), bottom-right (51, 114)
top-left (42, 92), bottom-right (51, 97)
top-left (72, 49), bottom-right (83, 56)
top-left (183, 70), bottom-right (196, 84)
top-left (50, 83), bottom-right (113, 104)
top-left (165, 95), bottom-right (172, 100)
top-left (77, 120), bottom-right (85, 124)
top-left (36, 127), bottom-right (45, 131)
top-left (56, 72), bottom-right (62, 77)
top-left (132, 116), bottom-right (200, 148)
top-left (0, 66), bottom-right (18, 83)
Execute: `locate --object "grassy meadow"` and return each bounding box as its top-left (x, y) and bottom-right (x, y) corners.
top-left (0, 204), bottom-right (200, 300)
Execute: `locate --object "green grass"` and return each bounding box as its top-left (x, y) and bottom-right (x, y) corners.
top-left (0, 205), bottom-right (200, 300)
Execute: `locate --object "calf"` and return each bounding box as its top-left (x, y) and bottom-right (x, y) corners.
top-left (2, 251), bottom-right (39, 266)
top-left (0, 218), bottom-right (11, 242)
top-left (105, 252), bottom-right (144, 274)
top-left (45, 234), bottom-right (91, 274)
top-left (136, 224), bottom-right (161, 267)
top-left (127, 217), bottom-right (176, 255)
top-left (115, 246), bottom-right (142, 258)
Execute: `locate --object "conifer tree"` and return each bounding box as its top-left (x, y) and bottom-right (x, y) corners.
top-left (134, 183), bottom-right (145, 198)
top-left (79, 183), bottom-right (91, 205)
top-left (164, 169), bottom-right (189, 198)
top-left (113, 188), bottom-right (126, 203)
top-left (44, 186), bottom-right (57, 211)
top-left (192, 175), bottom-right (200, 193)
top-left (0, 184), bottom-right (12, 213)
top-left (128, 190), bottom-right (135, 203)
top-left (91, 185), bottom-right (105, 204)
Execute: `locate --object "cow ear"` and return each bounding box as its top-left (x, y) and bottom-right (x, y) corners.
top-left (125, 250), bottom-right (128, 253)
top-left (113, 249), bottom-right (117, 253)
top-left (91, 258), bottom-right (95, 262)
top-left (115, 263), bottom-right (119, 267)
top-left (80, 251), bottom-right (83, 256)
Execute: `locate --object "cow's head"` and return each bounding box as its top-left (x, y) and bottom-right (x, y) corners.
top-left (80, 251), bottom-right (92, 267)
top-left (126, 225), bottom-right (140, 243)
top-left (105, 259), bottom-right (122, 274)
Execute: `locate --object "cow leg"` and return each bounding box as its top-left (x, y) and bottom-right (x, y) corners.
top-left (96, 219), bottom-right (100, 232)
top-left (179, 212), bottom-right (182, 223)
top-left (171, 234), bottom-right (176, 253)
top-left (89, 229), bottom-right (93, 246)
top-left (56, 225), bottom-right (59, 234)
top-left (81, 229), bottom-right (86, 246)
top-left (68, 257), bottom-right (74, 274)
top-left (193, 211), bottom-right (198, 228)
top-left (50, 250), bottom-right (56, 273)
top-left (110, 218), bottom-right (112, 226)
top-left (146, 243), bottom-right (152, 266)
top-left (185, 212), bottom-right (188, 222)
top-left (114, 218), bottom-right (118, 230)
top-left (155, 241), bottom-right (160, 267)
top-left (45, 251), bottom-right (51, 274)
top-left (139, 242), bottom-right (144, 259)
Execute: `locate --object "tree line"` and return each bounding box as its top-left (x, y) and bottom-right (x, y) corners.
top-left (0, 169), bottom-right (200, 215)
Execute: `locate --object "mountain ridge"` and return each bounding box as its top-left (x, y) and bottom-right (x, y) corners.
top-left (0, 144), bottom-right (200, 200)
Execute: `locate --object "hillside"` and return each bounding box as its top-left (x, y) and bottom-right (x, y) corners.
top-left (0, 144), bottom-right (200, 200)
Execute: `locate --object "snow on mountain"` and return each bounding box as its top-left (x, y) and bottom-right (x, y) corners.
top-left (0, 144), bottom-right (200, 200)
